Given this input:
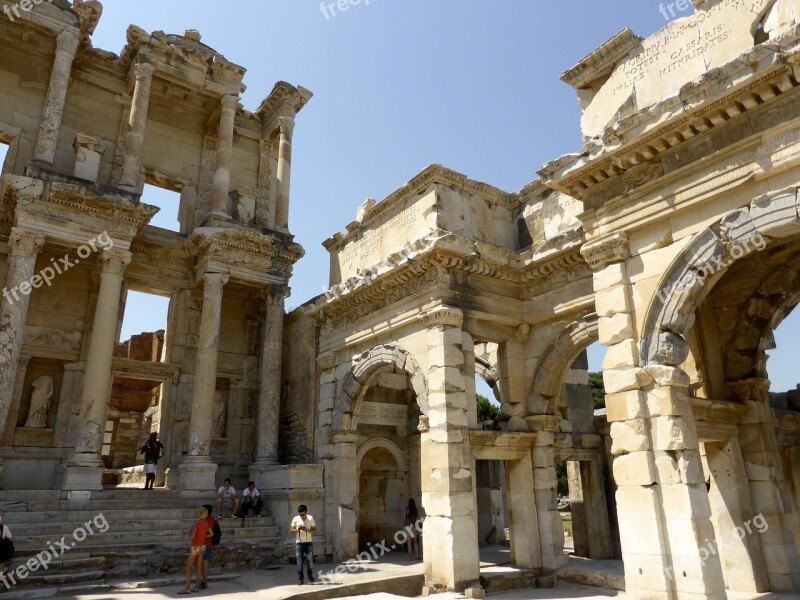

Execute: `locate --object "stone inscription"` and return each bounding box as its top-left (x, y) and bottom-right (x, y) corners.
top-left (358, 401), bottom-right (408, 426)
top-left (339, 204), bottom-right (421, 268)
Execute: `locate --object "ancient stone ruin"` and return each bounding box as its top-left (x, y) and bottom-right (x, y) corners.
top-left (2, 1), bottom-right (800, 598)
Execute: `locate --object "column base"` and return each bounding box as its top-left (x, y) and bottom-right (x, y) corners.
top-left (178, 457), bottom-right (218, 494)
top-left (62, 454), bottom-right (104, 491)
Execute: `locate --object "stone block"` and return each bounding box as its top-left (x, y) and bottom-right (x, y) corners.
top-left (653, 416), bottom-right (698, 451)
top-left (646, 387), bottom-right (692, 417)
top-left (592, 262), bottom-right (627, 291)
top-left (613, 451), bottom-right (656, 486)
top-left (377, 372), bottom-right (408, 390)
top-left (610, 419), bottom-right (651, 455)
top-left (617, 516), bottom-right (663, 556)
top-left (598, 312), bottom-right (634, 346)
top-left (743, 452), bottom-right (778, 481)
top-left (751, 188), bottom-right (799, 237)
top-left (603, 368), bottom-right (652, 394)
top-left (740, 400), bottom-right (770, 424)
top-left (605, 390), bottom-right (645, 422)
top-left (660, 483), bottom-right (712, 519)
top-left (602, 339), bottom-right (639, 370)
top-left (595, 285), bottom-right (632, 318)
top-left (643, 366), bottom-right (690, 388)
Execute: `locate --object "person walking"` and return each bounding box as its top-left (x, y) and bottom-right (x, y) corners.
top-left (403, 498), bottom-right (420, 559)
top-left (179, 506), bottom-right (211, 594)
top-left (139, 432), bottom-right (163, 490)
top-left (290, 505), bottom-right (316, 585)
top-left (199, 504), bottom-right (216, 590)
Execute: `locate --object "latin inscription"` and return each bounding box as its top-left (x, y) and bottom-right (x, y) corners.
top-left (358, 401), bottom-right (408, 426)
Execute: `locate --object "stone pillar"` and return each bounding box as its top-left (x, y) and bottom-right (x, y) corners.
top-left (0, 229), bottom-right (45, 451)
top-left (63, 248), bottom-right (132, 490)
top-left (274, 116), bottom-right (294, 230)
top-left (419, 307), bottom-right (480, 592)
top-left (526, 415), bottom-right (566, 572)
top-left (210, 95), bottom-right (239, 213)
top-left (119, 63), bottom-right (155, 190)
top-left (32, 29), bottom-right (80, 166)
top-left (250, 286), bottom-right (286, 482)
top-left (729, 378), bottom-right (800, 591)
top-left (506, 448), bottom-right (541, 569)
top-left (179, 271), bottom-right (229, 492)
top-left (568, 457), bottom-right (613, 558)
top-left (583, 233), bottom-right (725, 599)
top-left (704, 437), bottom-right (769, 593)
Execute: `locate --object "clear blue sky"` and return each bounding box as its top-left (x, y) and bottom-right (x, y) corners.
top-left (72, 1), bottom-right (798, 392)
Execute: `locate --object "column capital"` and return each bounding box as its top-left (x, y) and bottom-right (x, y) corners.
top-left (260, 285), bottom-right (288, 307)
top-left (220, 94), bottom-right (239, 112)
top-left (56, 29), bottom-right (80, 56)
top-left (580, 232), bottom-right (629, 270)
top-left (277, 115), bottom-right (295, 139)
top-left (133, 62), bottom-right (156, 81)
top-left (201, 271), bottom-right (230, 295)
top-left (420, 306), bottom-right (463, 329)
top-left (97, 248), bottom-right (132, 276)
top-left (8, 228), bottom-right (45, 258)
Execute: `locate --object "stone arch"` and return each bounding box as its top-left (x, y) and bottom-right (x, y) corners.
top-left (356, 437), bottom-right (408, 472)
top-left (333, 344), bottom-right (428, 433)
top-left (724, 274), bottom-right (800, 383)
top-left (641, 187), bottom-right (800, 367)
top-left (529, 313), bottom-right (598, 415)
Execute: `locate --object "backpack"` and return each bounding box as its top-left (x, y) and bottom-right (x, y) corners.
top-left (211, 520), bottom-right (221, 546)
top-left (0, 525), bottom-right (14, 563)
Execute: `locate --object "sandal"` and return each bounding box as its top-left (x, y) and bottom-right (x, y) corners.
top-left (191, 589), bottom-right (200, 593)
top-left (178, 590), bottom-right (191, 595)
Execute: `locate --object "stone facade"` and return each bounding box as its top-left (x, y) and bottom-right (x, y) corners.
top-left (4, 1), bottom-right (800, 598)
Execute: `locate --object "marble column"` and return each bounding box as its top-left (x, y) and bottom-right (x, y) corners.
top-left (119, 63), bottom-right (155, 190)
top-left (33, 29), bottom-right (80, 166)
top-left (63, 248), bottom-right (131, 490)
top-left (210, 95), bottom-right (239, 213)
top-left (419, 307), bottom-right (480, 592)
top-left (0, 230), bottom-right (45, 452)
top-left (250, 286), bottom-right (286, 482)
top-left (274, 116), bottom-right (294, 230)
top-left (179, 271), bottom-right (229, 492)
top-left (506, 448), bottom-right (541, 569)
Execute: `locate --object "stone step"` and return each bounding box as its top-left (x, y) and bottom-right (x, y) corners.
top-left (0, 489), bottom-right (187, 502)
top-left (0, 498), bottom-right (198, 512)
top-left (8, 515), bottom-right (275, 535)
top-left (22, 568), bottom-right (106, 587)
top-left (13, 525), bottom-right (279, 550)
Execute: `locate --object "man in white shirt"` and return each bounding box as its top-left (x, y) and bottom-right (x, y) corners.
top-left (235, 481), bottom-right (262, 518)
top-left (216, 479), bottom-right (239, 518)
top-left (290, 505), bottom-right (316, 585)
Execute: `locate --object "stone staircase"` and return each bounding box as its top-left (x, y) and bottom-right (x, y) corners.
top-left (0, 488), bottom-right (287, 593)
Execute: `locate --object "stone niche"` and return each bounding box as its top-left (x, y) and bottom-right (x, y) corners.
top-left (14, 358), bottom-right (63, 447)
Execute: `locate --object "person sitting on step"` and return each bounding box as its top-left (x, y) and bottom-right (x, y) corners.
top-left (235, 481), bottom-right (262, 519)
top-left (216, 478), bottom-right (239, 518)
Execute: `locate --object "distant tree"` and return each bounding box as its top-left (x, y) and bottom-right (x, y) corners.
top-left (477, 394), bottom-right (501, 430)
top-left (556, 460), bottom-right (569, 496)
top-left (588, 372), bottom-right (606, 409)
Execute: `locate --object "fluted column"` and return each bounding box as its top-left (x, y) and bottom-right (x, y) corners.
top-left (119, 63), bottom-right (155, 190)
top-left (210, 95), bottom-right (239, 213)
top-left (274, 116), bottom-right (294, 230)
top-left (179, 271), bottom-right (229, 492)
top-left (250, 286), bottom-right (286, 481)
top-left (33, 29), bottom-right (80, 165)
top-left (0, 229), bottom-right (45, 452)
top-left (64, 248), bottom-right (131, 490)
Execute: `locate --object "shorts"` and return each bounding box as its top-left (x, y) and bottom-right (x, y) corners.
top-left (143, 463), bottom-right (156, 474)
top-left (203, 547), bottom-right (212, 560)
top-left (189, 545), bottom-right (205, 556)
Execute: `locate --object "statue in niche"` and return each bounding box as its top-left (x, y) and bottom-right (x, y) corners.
top-left (24, 376), bottom-right (53, 428)
top-left (212, 390), bottom-right (226, 438)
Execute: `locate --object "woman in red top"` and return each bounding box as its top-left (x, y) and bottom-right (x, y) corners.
top-left (179, 506), bottom-right (211, 594)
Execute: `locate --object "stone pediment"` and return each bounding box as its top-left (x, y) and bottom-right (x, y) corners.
top-left (567, 0), bottom-right (795, 139)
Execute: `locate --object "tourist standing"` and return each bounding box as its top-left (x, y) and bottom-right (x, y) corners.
top-left (179, 506), bottom-right (211, 594)
top-left (200, 504), bottom-right (216, 590)
top-left (139, 432), bottom-right (163, 490)
top-left (290, 505), bottom-right (316, 585)
top-left (403, 498), bottom-right (420, 559)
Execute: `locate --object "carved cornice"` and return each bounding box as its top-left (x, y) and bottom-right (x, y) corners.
top-left (111, 357), bottom-right (180, 382)
top-left (560, 28), bottom-right (641, 90)
top-left (543, 49), bottom-right (800, 201)
top-left (580, 232), bottom-right (629, 270)
top-left (420, 306), bottom-right (463, 329)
